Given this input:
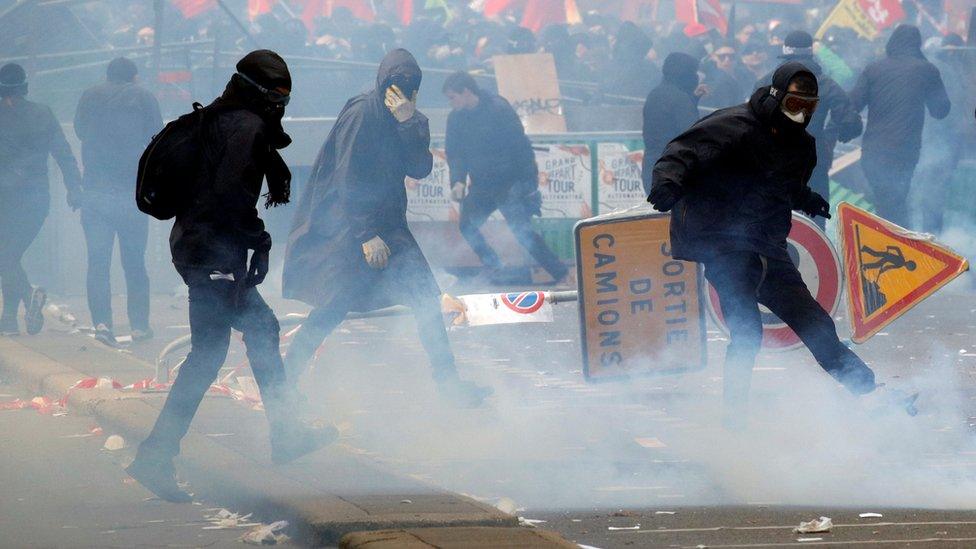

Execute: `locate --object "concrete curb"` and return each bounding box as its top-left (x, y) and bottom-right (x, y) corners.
top-left (0, 337), bottom-right (520, 545)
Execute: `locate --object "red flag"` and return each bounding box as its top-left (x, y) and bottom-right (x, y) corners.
top-left (299, 0), bottom-right (375, 30)
top-left (249, 0), bottom-right (278, 19)
top-left (675, 0), bottom-right (727, 35)
top-left (171, 0), bottom-right (216, 18)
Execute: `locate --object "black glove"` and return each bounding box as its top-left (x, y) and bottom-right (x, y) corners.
top-left (801, 192), bottom-right (832, 219)
top-left (246, 249), bottom-right (270, 287)
top-left (647, 183), bottom-right (683, 212)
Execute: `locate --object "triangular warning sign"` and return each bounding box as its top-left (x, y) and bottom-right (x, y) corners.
top-left (837, 203), bottom-right (969, 343)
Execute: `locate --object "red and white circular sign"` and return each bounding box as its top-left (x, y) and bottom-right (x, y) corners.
top-left (705, 213), bottom-right (843, 351)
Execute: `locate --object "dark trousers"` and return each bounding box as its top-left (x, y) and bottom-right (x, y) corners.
top-left (0, 193), bottom-right (47, 326)
top-left (861, 152), bottom-right (917, 228)
top-left (704, 252), bottom-right (876, 413)
top-left (459, 190), bottom-right (566, 279)
top-left (138, 269), bottom-right (288, 461)
top-left (284, 287), bottom-right (457, 386)
top-left (81, 202), bottom-right (150, 331)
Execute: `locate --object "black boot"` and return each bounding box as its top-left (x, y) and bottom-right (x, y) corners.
top-left (436, 377), bottom-right (493, 408)
top-left (125, 454), bottom-right (192, 503)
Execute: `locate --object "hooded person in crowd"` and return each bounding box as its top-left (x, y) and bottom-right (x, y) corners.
top-left (640, 52), bottom-right (702, 175)
top-left (127, 51), bottom-right (334, 503)
top-left (914, 33), bottom-right (973, 234)
top-left (0, 63), bottom-right (82, 336)
top-left (443, 71), bottom-right (567, 285)
top-left (74, 57), bottom-right (163, 345)
top-left (600, 22), bottom-right (660, 101)
top-left (283, 49), bottom-right (491, 409)
top-left (647, 63), bottom-right (903, 428)
top-left (757, 31), bottom-right (863, 229)
top-left (849, 24), bottom-right (950, 228)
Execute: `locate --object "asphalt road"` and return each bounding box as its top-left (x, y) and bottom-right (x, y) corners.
top-left (16, 270), bottom-right (976, 548)
top-left (0, 377), bottom-right (301, 548)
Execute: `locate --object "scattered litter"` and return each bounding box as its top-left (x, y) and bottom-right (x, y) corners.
top-left (797, 538), bottom-right (824, 542)
top-left (241, 520), bottom-right (289, 545)
top-left (103, 435), bottom-right (125, 451)
top-left (859, 512), bottom-right (884, 518)
top-left (495, 497), bottom-right (517, 515)
top-left (519, 517), bottom-right (547, 527)
top-left (203, 509), bottom-right (258, 529)
top-left (634, 437), bottom-right (667, 449)
top-left (655, 511), bottom-right (676, 515)
top-left (794, 517), bottom-right (832, 534)
top-left (608, 525), bottom-right (640, 531)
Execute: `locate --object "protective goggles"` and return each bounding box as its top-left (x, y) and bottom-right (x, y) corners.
top-left (236, 72), bottom-right (290, 106)
top-left (781, 92), bottom-right (819, 115)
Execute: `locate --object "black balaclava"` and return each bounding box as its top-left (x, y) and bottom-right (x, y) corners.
top-left (375, 48), bottom-right (422, 100)
top-left (0, 63), bottom-right (28, 98)
top-left (886, 24), bottom-right (925, 59)
top-left (107, 57), bottom-right (138, 83)
top-left (217, 49), bottom-right (293, 207)
top-left (662, 52), bottom-right (700, 96)
top-left (749, 61), bottom-right (818, 132)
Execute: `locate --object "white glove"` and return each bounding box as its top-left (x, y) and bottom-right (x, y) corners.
top-left (362, 236), bottom-right (390, 269)
top-left (450, 182), bottom-right (467, 202)
top-left (384, 85), bottom-right (416, 123)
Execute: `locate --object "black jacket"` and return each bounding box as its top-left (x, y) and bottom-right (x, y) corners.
top-left (650, 65), bottom-right (817, 263)
top-left (74, 81), bottom-right (163, 193)
top-left (169, 108), bottom-right (273, 272)
top-left (0, 97), bottom-right (81, 199)
top-left (641, 52), bottom-right (701, 180)
top-left (283, 49), bottom-right (440, 310)
top-left (445, 90), bottom-right (536, 197)
top-left (849, 25), bottom-right (950, 163)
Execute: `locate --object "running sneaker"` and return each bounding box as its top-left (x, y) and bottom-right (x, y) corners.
top-left (24, 287), bottom-right (46, 335)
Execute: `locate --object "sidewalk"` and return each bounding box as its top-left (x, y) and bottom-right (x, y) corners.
top-left (0, 328), bottom-right (574, 547)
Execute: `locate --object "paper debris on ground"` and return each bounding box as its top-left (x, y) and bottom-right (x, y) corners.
top-left (241, 520), bottom-right (289, 545)
top-left (203, 509), bottom-right (258, 529)
top-left (794, 516), bottom-right (833, 533)
top-left (102, 435), bottom-right (125, 451)
top-left (859, 512), bottom-right (884, 518)
top-left (635, 437), bottom-right (667, 448)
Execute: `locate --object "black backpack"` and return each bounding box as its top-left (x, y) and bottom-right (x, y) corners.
top-left (136, 102), bottom-right (210, 220)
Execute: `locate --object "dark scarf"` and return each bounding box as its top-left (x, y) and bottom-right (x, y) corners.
top-left (211, 75), bottom-right (292, 208)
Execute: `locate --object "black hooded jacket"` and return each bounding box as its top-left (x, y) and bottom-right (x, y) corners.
top-left (641, 52), bottom-right (701, 179)
top-left (283, 49), bottom-right (439, 310)
top-left (650, 62), bottom-right (817, 262)
top-left (445, 89), bottom-right (536, 197)
top-left (169, 50), bottom-right (292, 272)
top-left (849, 25), bottom-right (950, 162)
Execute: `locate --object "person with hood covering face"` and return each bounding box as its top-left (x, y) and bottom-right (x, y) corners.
top-left (648, 63), bottom-right (894, 428)
top-left (640, 52), bottom-right (703, 177)
top-left (756, 31), bottom-right (863, 229)
top-left (282, 49), bottom-right (491, 409)
top-left (127, 51), bottom-right (335, 503)
top-left (849, 24), bottom-right (950, 227)
top-left (0, 62), bottom-right (81, 336)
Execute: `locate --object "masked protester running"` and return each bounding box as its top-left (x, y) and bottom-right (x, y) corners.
top-left (283, 49), bottom-right (491, 408)
top-left (127, 51), bottom-right (336, 503)
top-left (756, 31), bottom-right (862, 230)
top-left (0, 63), bottom-right (82, 336)
top-left (442, 71), bottom-right (567, 285)
top-left (850, 25), bottom-right (950, 228)
top-left (648, 63), bottom-right (909, 428)
top-left (74, 57), bottom-right (162, 345)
